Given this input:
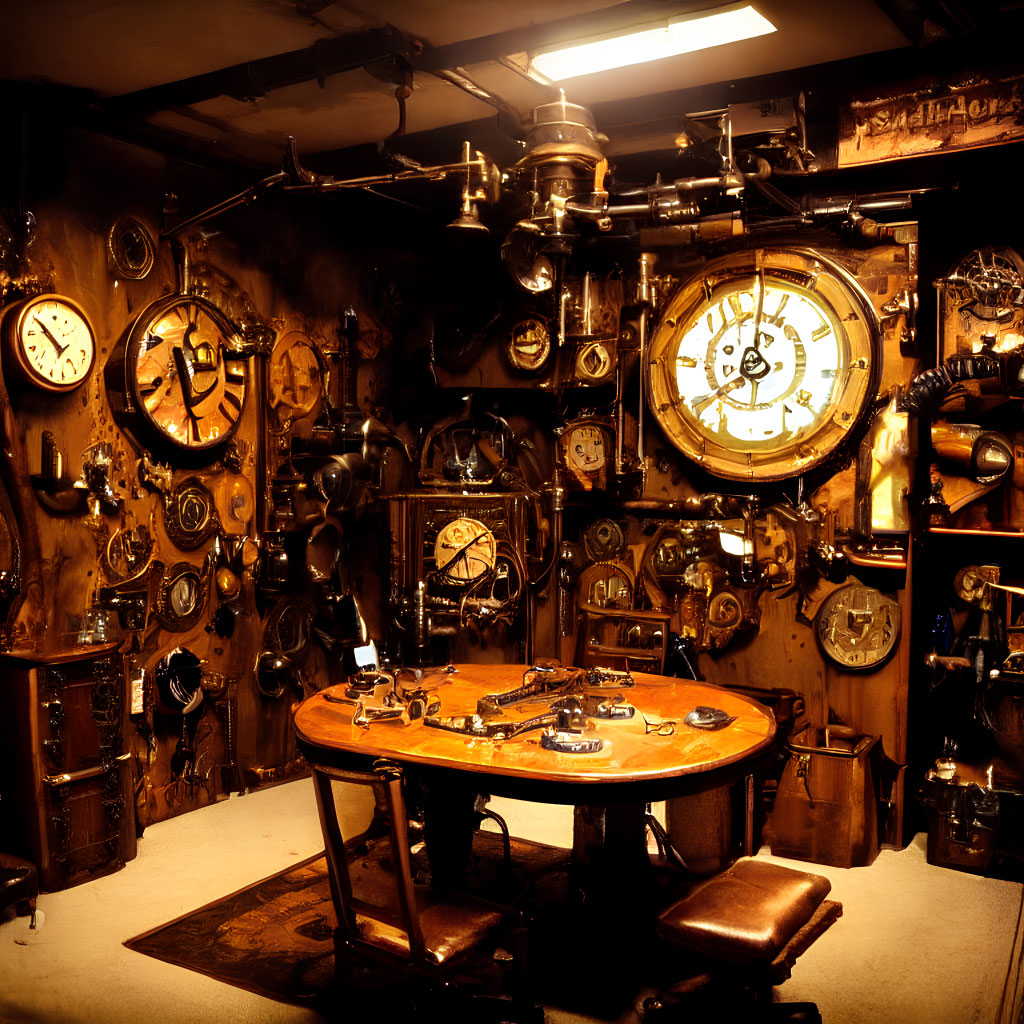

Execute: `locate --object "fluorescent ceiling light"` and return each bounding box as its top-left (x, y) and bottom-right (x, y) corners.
top-left (529, 4), bottom-right (776, 82)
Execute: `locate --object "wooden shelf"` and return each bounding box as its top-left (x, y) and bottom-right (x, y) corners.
top-left (0, 642), bottom-right (121, 665)
top-left (927, 528), bottom-right (1024, 539)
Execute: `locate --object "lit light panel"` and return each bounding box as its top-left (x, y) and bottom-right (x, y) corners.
top-left (530, 4), bottom-right (776, 82)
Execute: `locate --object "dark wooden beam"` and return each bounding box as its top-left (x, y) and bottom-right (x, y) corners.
top-left (106, 25), bottom-right (414, 116)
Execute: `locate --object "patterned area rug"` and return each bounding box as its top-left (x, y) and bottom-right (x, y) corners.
top-left (125, 853), bottom-right (338, 1007)
top-left (124, 834), bottom-right (571, 1010)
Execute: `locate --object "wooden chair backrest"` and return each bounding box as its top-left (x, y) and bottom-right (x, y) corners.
top-left (310, 760), bottom-right (425, 962)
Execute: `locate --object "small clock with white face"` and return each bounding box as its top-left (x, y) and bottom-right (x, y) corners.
top-left (3, 294), bottom-right (96, 392)
top-left (560, 420), bottom-right (611, 490)
top-left (647, 250), bottom-right (877, 481)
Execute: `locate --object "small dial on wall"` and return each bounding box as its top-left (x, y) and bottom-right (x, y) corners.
top-left (433, 518), bottom-right (497, 582)
top-left (560, 420), bottom-right (611, 490)
top-left (269, 331), bottom-right (322, 423)
top-left (815, 583), bottom-right (901, 671)
top-left (3, 293), bottom-right (96, 392)
top-left (127, 295), bottom-right (248, 452)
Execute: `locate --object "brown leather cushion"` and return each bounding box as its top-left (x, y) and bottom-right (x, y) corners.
top-left (657, 858), bottom-right (832, 966)
top-left (356, 887), bottom-right (503, 965)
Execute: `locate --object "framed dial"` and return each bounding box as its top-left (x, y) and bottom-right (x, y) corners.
top-left (269, 330), bottom-right (322, 423)
top-left (647, 249), bottom-right (877, 481)
top-left (126, 295), bottom-right (248, 452)
top-left (560, 419), bottom-right (611, 491)
top-left (3, 293), bottom-right (96, 392)
top-left (815, 583), bottom-right (900, 671)
top-left (504, 316), bottom-right (551, 373)
top-left (433, 517), bottom-right (497, 582)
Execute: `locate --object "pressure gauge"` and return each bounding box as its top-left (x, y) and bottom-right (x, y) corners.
top-left (504, 316), bottom-right (551, 373)
top-left (815, 583), bottom-right (900, 671)
top-left (560, 419), bottom-right (611, 490)
top-left (433, 518), bottom-right (497, 581)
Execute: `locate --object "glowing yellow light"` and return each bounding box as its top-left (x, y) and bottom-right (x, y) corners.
top-left (530, 4), bottom-right (776, 82)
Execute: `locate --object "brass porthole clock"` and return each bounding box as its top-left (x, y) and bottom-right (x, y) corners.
top-left (646, 249), bottom-right (878, 481)
top-left (2, 293), bottom-right (96, 392)
top-left (125, 294), bottom-right (248, 453)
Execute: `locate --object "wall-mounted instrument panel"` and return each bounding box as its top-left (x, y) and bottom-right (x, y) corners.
top-left (2, 83), bottom-right (1023, 890)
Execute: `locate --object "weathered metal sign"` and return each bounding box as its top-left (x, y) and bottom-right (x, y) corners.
top-left (838, 75), bottom-right (1024, 167)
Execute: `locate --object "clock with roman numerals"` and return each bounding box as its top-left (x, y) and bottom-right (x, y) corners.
top-left (126, 295), bottom-right (248, 453)
top-left (647, 248), bottom-right (877, 481)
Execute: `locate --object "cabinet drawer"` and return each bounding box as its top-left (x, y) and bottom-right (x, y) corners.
top-left (38, 656), bottom-right (123, 775)
top-left (41, 755), bottom-right (136, 891)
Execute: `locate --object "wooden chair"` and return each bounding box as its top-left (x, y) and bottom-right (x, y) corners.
top-left (645, 858), bottom-right (843, 1022)
top-left (310, 759), bottom-right (539, 1019)
top-left (0, 853), bottom-right (37, 923)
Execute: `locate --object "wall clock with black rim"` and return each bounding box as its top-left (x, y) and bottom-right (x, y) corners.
top-left (646, 248), bottom-right (879, 482)
top-left (124, 294), bottom-right (248, 455)
top-left (2, 293), bottom-right (96, 393)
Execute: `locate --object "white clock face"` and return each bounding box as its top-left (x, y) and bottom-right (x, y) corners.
top-left (433, 518), bottom-right (497, 582)
top-left (567, 425), bottom-right (606, 472)
top-left (18, 297), bottom-right (95, 389)
top-left (673, 277), bottom-right (845, 449)
top-left (647, 251), bottom-right (876, 481)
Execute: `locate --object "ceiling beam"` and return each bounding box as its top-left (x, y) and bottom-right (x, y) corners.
top-left (106, 25), bottom-right (414, 116)
top-left (103, 2), bottom-right (723, 118)
top-left (413, 0), bottom-right (713, 71)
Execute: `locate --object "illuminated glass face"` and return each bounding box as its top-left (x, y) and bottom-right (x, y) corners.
top-left (16, 296), bottom-right (95, 390)
top-left (673, 277), bottom-right (845, 450)
top-left (129, 298), bottom-right (248, 451)
top-left (567, 424), bottom-right (606, 472)
top-left (647, 252), bottom-right (875, 481)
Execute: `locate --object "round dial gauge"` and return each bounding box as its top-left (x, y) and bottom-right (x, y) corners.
top-left (269, 331), bottom-right (322, 421)
top-left (567, 424), bottom-right (606, 473)
top-left (504, 317), bottom-right (551, 373)
top-left (155, 561), bottom-right (210, 631)
top-left (4, 293), bottom-right (96, 392)
top-left (647, 250), bottom-right (876, 481)
top-left (433, 518), bottom-right (497, 581)
top-left (816, 583), bottom-right (900, 671)
top-left (127, 295), bottom-right (248, 451)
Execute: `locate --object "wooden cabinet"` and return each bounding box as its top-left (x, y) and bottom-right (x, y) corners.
top-left (0, 644), bottom-right (136, 891)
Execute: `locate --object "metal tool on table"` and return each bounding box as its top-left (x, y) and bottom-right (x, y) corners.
top-left (321, 665), bottom-right (450, 728)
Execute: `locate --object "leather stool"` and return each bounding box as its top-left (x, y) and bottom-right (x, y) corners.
top-left (646, 858), bottom-right (842, 1021)
top-left (0, 854), bottom-right (38, 923)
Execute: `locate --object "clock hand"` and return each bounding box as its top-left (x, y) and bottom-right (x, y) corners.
top-left (752, 268), bottom-right (765, 350)
top-left (693, 376), bottom-right (745, 415)
top-left (33, 316), bottom-right (68, 356)
top-left (748, 379), bottom-right (760, 409)
top-left (172, 346), bottom-right (204, 444)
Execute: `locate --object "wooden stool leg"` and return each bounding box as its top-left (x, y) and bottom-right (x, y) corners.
top-left (744, 773), bottom-right (756, 856)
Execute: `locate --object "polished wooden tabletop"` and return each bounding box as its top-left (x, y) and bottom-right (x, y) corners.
top-left (293, 664), bottom-right (775, 788)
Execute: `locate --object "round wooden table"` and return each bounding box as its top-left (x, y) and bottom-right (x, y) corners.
top-left (293, 664), bottom-right (776, 804)
top-left (295, 664), bottom-right (778, 967)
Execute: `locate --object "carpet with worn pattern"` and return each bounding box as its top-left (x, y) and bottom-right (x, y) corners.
top-left (123, 833), bottom-right (571, 1010)
top-left (125, 853), bottom-right (338, 1007)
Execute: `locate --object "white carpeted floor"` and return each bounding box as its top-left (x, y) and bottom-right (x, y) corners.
top-left (0, 778), bottom-right (1021, 1024)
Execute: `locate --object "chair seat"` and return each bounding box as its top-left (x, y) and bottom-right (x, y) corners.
top-left (656, 858), bottom-right (834, 967)
top-left (356, 886), bottom-right (504, 965)
top-left (0, 854), bottom-right (37, 917)
top-left (345, 845), bottom-right (504, 966)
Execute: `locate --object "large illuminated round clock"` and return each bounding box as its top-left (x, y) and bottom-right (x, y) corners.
top-left (126, 295), bottom-right (248, 452)
top-left (647, 250), bottom-right (877, 481)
